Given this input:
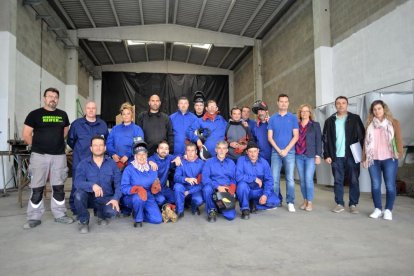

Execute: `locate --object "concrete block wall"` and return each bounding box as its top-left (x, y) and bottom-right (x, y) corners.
top-left (330, 0), bottom-right (406, 46)
top-left (78, 63), bottom-right (90, 100)
top-left (16, 0), bottom-right (66, 83)
top-left (261, 0), bottom-right (315, 114)
top-left (233, 53), bottom-right (254, 109)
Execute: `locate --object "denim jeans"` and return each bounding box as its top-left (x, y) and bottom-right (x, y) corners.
top-left (368, 158), bottom-right (398, 210)
top-left (295, 154), bottom-right (316, 201)
top-left (271, 151), bottom-right (295, 204)
top-left (331, 157), bottom-right (360, 206)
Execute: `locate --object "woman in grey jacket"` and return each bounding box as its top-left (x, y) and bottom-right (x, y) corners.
top-left (295, 104), bottom-right (322, 211)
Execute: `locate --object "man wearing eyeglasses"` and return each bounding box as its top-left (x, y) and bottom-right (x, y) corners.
top-left (22, 87), bottom-right (74, 229)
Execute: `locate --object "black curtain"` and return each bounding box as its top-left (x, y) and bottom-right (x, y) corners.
top-left (101, 72), bottom-right (229, 126)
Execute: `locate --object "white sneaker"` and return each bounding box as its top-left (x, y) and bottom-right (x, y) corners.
top-left (287, 203), bottom-right (296, 212)
top-left (383, 209), bottom-right (393, 221)
top-left (369, 208), bottom-right (383, 219)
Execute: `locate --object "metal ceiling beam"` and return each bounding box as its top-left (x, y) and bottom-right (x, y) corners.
top-left (202, 45), bottom-right (213, 66)
top-left (240, 0), bottom-right (266, 36)
top-left (79, 0), bottom-right (96, 28)
top-left (77, 24), bottom-right (255, 47)
top-left (80, 40), bottom-right (101, 66)
top-left (51, 0), bottom-right (76, 29)
top-left (169, 43), bottom-right (174, 61)
top-left (109, 0), bottom-right (120, 26)
top-left (145, 44), bottom-right (149, 62)
top-left (254, 0), bottom-right (290, 38)
top-left (217, 48), bottom-right (232, 68)
top-left (139, 0), bottom-right (145, 25)
top-left (228, 47), bottom-right (248, 69)
top-left (186, 45), bottom-right (192, 63)
top-left (164, 42), bottom-right (167, 60)
top-left (101, 42), bottom-right (115, 64)
top-left (196, 0), bottom-right (207, 28)
top-left (218, 0), bottom-right (236, 32)
top-left (124, 41), bottom-right (132, 63)
top-left (173, 0), bottom-right (179, 24)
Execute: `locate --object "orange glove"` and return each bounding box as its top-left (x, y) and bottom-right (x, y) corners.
top-left (196, 174), bottom-right (202, 184)
top-left (116, 161), bottom-right (126, 170)
top-left (130, 185), bottom-right (147, 201)
top-left (151, 178), bottom-right (161, 194)
top-left (227, 184), bottom-right (236, 195)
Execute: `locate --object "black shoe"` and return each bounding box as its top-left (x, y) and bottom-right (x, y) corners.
top-left (23, 220), bottom-right (41, 229)
top-left (207, 210), bottom-right (217, 223)
top-left (192, 207), bottom-right (201, 216)
top-left (178, 212), bottom-right (184, 219)
top-left (134, 221), bottom-right (143, 228)
top-left (241, 209), bottom-right (250, 220)
top-left (249, 200), bottom-right (257, 214)
top-left (97, 218), bottom-right (109, 226)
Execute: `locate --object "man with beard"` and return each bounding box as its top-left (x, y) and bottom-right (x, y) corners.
top-left (250, 100), bottom-right (272, 165)
top-left (148, 141), bottom-right (181, 206)
top-left (136, 94), bottom-right (174, 156)
top-left (74, 136), bottom-right (121, 234)
top-left (67, 101), bottom-right (108, 216)
top-left (22, 87), bottom-right (74, 229)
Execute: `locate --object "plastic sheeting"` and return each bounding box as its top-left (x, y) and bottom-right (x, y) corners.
top-left (101, 72), bottom-right (229, 126)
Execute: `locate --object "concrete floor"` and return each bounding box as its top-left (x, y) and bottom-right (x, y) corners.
top-left (0, 181), bottom-right (413, 276)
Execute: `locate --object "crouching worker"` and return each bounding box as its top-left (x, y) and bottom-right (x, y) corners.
top-left (174, 143), bottom-right (204, 218)
top-left (236, 141), bottom-right (280, 220)
top-left (202, 141), bottom-right (237, 222)
top-left (74, 136), bottom-right (121, 234)
top-left (121, 138), bottom-right (162, 227)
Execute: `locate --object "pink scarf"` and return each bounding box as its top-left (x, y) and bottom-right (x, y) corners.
top-left (364, 118), bottom-right (396, 166)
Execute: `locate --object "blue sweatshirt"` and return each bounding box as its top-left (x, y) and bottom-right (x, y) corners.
top-left (187, 115), bottom-right (227, 155)
top-left (235, 156), bottom-right (273, 197)
top-left (251, 121), bottom-right (272, 163)
top-left (106, 123), bottom-right (144, 162)
top-left (67, 117), bottom-right (108, 169)
top-left (174, 158), bottom-right (204, 184)
top-left (121, 163), bottom-right (158, 195)
top-left (201, 157), bottom-right (236, 189)
top-left (74, 156), bottom-right (122, 200)
top-left (148, 153), bottom-right (177, 187)
top-left (170, 111), bottom-right (197, 155)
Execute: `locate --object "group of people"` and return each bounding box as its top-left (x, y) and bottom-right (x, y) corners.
top-left (21, 87), bottom-right (403, 233)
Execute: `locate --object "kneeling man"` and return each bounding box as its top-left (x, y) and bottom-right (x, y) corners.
top-left (202, 140), bottom-right (237, 222)
top-left (236, 141), bottom-right (280, 219)
top-left (74, 136), bottom-right (121, 234)
top-left (174, 143), bottom-right (204, 217)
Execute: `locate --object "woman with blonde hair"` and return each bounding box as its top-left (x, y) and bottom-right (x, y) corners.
top-left (106, 102), bottom-right (144, 171)
top-left (295, 104), bottom-right (322, 211)
top-left (363, 100), bottom-right (403, 221)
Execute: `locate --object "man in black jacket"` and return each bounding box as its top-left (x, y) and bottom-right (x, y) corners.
top-left (136, 94), bottom-right (174, 156)
top-left (323, 96), bottom-right (365, 214)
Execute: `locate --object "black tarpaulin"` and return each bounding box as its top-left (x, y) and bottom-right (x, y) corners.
top-left (101, 72), bottom-right (229, 126)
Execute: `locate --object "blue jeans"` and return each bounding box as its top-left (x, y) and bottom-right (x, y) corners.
top-left (331, 157), bottom-right (360, 206)
top-left (271, 151), bottom-right (295, 204)
top-left (368, 158), bottom-right (398, 210)
top-left (295, 154), bottom-right (316, 201)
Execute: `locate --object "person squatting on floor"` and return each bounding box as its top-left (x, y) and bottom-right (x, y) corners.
top-left (74, 136), bottom-right (122, 234)
top-left (202, 140), bottom-right (237, 222)
top-left (362, 100), bottom-right (403, 221)
top-left (121, 138), bottom-right (163, 227)
top-left (67, 101), bottom-right (108, 217)
top-left (22, 87), bottom-right (74, 229)
top-left (236, 141), bottom-right (280, 220)
top-left (148, 141), bottom-right (181, 206)
top-left (173, 143), bottom-right (205, 218)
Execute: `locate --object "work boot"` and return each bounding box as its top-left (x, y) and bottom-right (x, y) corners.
top-left (97, 218), bottom-right (109, 226)
top-left (134, 221), bottom-right (143, 228)
top-left (207, 210), bottom-right (217, 223)
top-left (249, 200), bottom-right (257, 214)
top-left (78, 222), bottom-right (89, 234)
top-left (192, 206), bottom-right (201, 215)
top-left (23, 220), bottom-right (41, 229)
top-left (241, 209), bottom-right (250, 220)
top-left (178, 212), bottom-right (184, 219)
